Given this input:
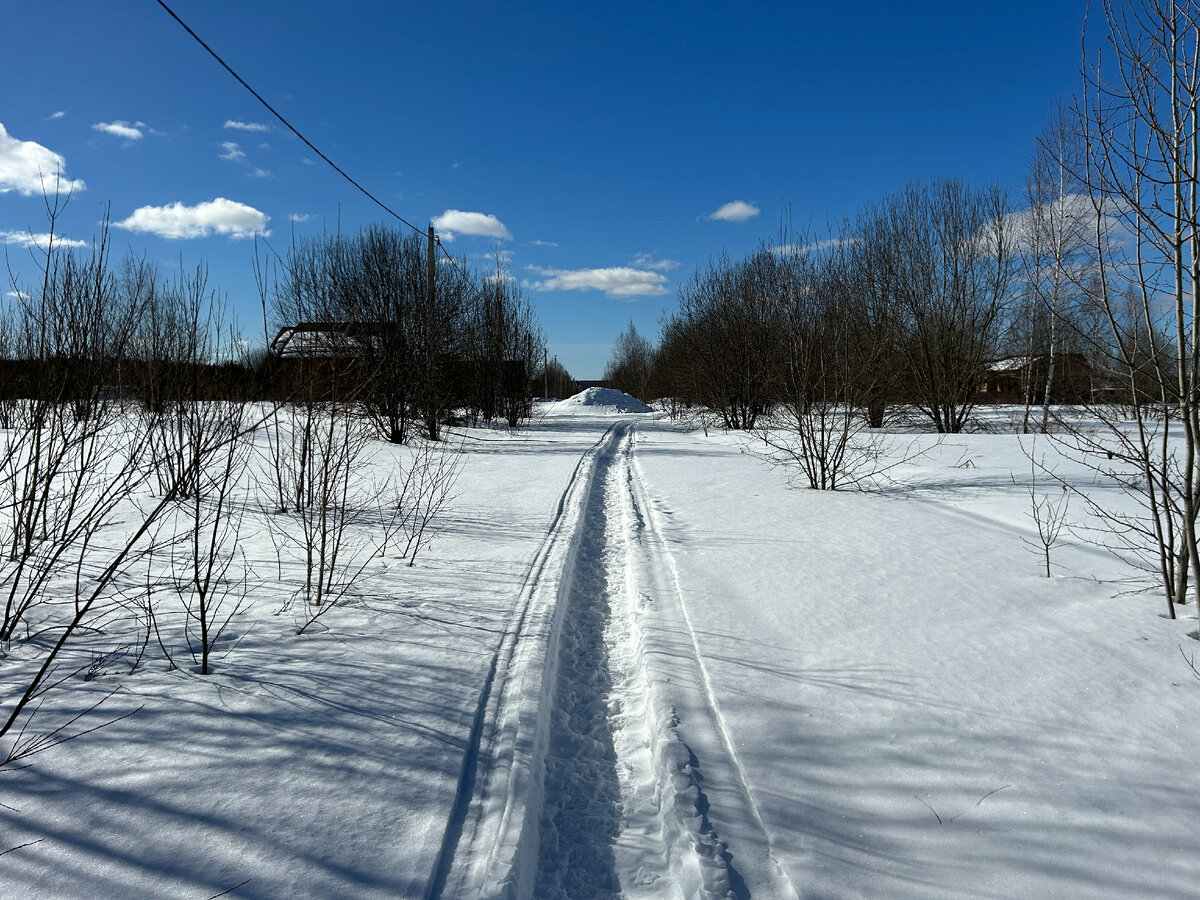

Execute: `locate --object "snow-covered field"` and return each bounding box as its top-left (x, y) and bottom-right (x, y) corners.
top-left (2, 391), bottom-right (1198, 898)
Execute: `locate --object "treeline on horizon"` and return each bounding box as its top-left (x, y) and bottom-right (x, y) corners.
top-left (0, 220), bottom-right (580, 442)
top-left (604, 150), bottom-right (1143, 437)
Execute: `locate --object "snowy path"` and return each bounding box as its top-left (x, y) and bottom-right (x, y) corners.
top-left (619, 427), bottom-right (799, 900)
top-left (532, 425), bottom-right (626, 898)
top-left (433, 424), bottom-right (619, 898)
top-left (441, 420), bottom-right (798, 899)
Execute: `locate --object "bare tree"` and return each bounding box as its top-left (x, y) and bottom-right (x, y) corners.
top-left (168, 401), bottom-right (251, 674)
top-left (348, 227), bottom-right (422, 443)
top-left (280, 399), bottom-right (373, 628)
top-left (603, 321), bottom-right (655, 400)
top-left (1023, 442), bottom-right (1071, 578)
top-left (1075, 0), bottom-right (1200, 612)
top-left (752, 236), bottom-right (904, 489)
top-left (850, 204), bottom-right (910, 429)
top-left (1016, 103), bottom-right (1094, 433)
top-left (467, 273), bottom-right (543, 428)
top-left (134, 267), bottom-right (255, 675)
top-left (665, 250), bottom-right (782, 430)
top-left (864, 180), bottom-right (1016, 433)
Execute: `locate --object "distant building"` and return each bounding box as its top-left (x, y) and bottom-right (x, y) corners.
top-left (270, 321), bottom-right (382, 358)
top-left (978, 353), bottom-right (1092, 404)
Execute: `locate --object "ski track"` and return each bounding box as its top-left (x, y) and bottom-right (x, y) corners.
top-left (430, 425), bottom-right (616, 899)
top-left (435, 418), bottom-right (799, 898)
top-left (624, 425), bottom-right (799, 900)
top-left (533, 424), bottom-right (626, 898)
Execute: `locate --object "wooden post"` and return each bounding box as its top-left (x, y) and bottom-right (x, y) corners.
top-left (425, 225), bottom-right (437, 439)
top-left (426, 225), bottom-right (436, 310)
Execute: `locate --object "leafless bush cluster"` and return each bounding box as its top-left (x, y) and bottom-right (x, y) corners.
top-left (751, 237), bottom-right (901, 489)
top-left (0, 209), bottom-right (468, 764)
top-left (261, 225), bottom-right (549, 442)
top-left (604, 321), bottom-right (655, 403)
top-left (606, 181), bottom-right (1013, 488)
top-left (622, 178), bottom-right (1016, 453)
top-left (262, 402), bottom-right (460, 635)
top-left (0, 210), bottom-right (208, 761)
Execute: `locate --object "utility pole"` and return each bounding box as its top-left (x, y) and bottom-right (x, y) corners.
top-left (424, 224), bottom-right (437, 440)
top-left (426, 225), bottom-right (436, 310)
top-left (544, 348), bottom-right (548, 398)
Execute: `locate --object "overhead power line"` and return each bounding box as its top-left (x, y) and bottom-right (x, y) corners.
top-left (155, 1), bottom-right (514, 315)
top-left (153, 0), bottom-right (424, 236)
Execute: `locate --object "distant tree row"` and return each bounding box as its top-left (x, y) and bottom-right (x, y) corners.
top-left (264, 226), bottom-right (556, 441)
top-left (0, 222), bottom-right (566, 440)
top-left (604, 170), bottom-right (1129, 436)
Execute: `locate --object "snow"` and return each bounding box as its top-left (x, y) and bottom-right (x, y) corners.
top-left (541, 387), bottom-right (652, 416)
top-left (2, 402), bottom-right (1198, 898)
top-left (987, 355), bottom-right (1030, 371)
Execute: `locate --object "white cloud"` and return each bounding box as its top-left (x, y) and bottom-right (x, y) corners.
top-left (529, 239), bottom-right (559, 248)
top-left (632, 253), bottom-right (680, 272)
top-left (431, 209), bottom-right (513, 241)
top-left (49, 111), bottom-right (65, 120)
top-left (0, 123), bottom-right (86, 195)
top-left (249, 168), bottom-right (271, 178)
top-left (524, 265), bottom-right (670, 298)
top-left (1001, 193), bottom-right (1103, 253)
top-left (93, 121), bottom-right (144, 141)
top-left (289, 213), bottom-right (313, 222)
top-left (114, 198), bottom-right (270, 240)
top-left (224, 120), bottom-right (270, 132)
top-left (1, 230), bottom-right (88, 249)
top-left (219, 141), bottom-right (246, 162)
top-left (707, 200), bottom-right (760, 223)
top-left (6, 290), bottom-right (31, 300)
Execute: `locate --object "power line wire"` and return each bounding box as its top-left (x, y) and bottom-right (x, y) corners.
top-left (153, 0), bottom-right (424, 236)
top-left (154, 3), bottom-right (516, 318)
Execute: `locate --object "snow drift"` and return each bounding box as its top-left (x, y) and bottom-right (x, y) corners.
top-left (543, 387), bottom-right (651, 416)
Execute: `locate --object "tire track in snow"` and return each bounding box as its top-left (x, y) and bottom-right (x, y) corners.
top-left (428, 425), bottom-right (617, 900)
top-left (624, 423), bottom-right (800, 900)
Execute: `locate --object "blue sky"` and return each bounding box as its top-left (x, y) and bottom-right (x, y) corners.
top-left (3, 1), bottom-right (1087, 379)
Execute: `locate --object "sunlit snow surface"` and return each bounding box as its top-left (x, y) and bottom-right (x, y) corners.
top-left (541, 387), bottom-right (652, 415)
top-left (1, 406), bottom-right (1197, 898)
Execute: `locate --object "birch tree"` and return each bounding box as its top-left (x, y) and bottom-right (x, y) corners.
top-left (1079, 0), bottom-right (1200, 612)
top-left (1020, 103), bottom-right (1092, 432)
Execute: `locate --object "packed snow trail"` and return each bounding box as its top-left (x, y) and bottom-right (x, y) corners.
top-left (532, 425), bottom-right (626, 898)
top-left (438, 416), bottom-right (798, 898)
top-left (620, 427), bottom-right (799, 900)
top-left (430, 425), bottom-right (618, 899)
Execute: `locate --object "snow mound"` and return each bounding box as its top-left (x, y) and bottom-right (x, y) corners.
top-left (545, 387), bottom-right (651, 416)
